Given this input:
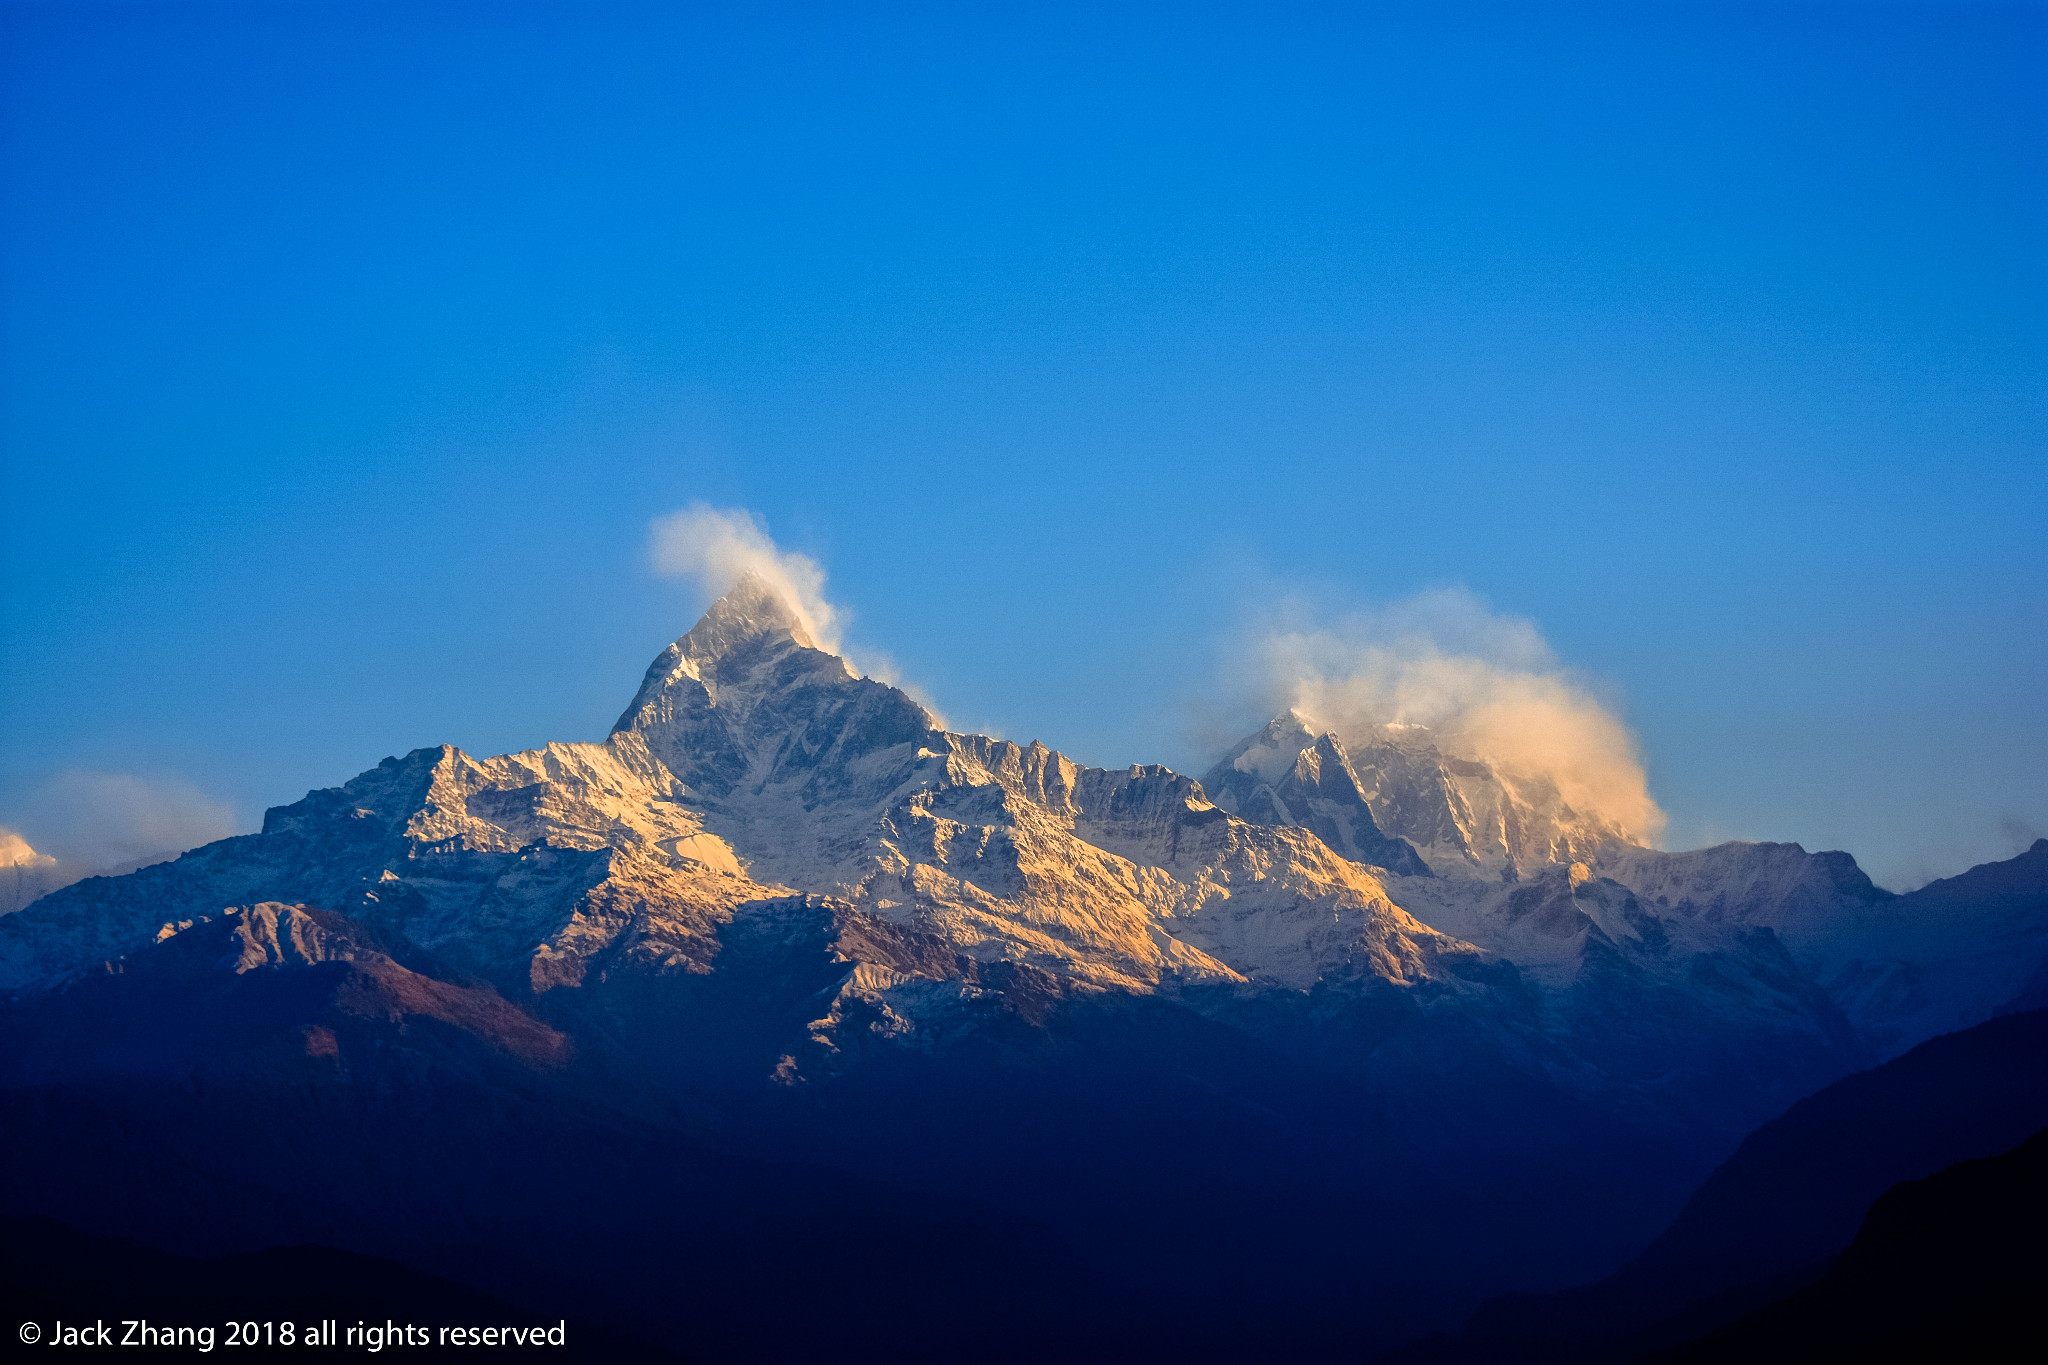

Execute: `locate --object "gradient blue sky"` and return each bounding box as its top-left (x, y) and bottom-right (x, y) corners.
top-left (2, 1), bottom-right (2042, 889)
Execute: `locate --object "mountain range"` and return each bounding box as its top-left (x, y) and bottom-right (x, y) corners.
top-left (4, 574), bottom-right (2043, 1360)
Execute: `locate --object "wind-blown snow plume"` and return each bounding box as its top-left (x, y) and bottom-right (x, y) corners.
top-left (644, 503), bottom-right (948, 723)
top-left (648, 503), bottom-right (840, 650)
top-left (1262, 588), bottom-right (1666, 844)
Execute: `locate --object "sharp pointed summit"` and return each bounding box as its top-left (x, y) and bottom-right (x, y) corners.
top-left (679, 571), bottom-right (822, 662)
top-left (611, 573), bottom-right (862, 740)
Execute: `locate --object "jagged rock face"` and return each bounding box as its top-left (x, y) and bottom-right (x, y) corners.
top-left (613, 576), bottom-right (937, 806)
top-left (1200, 713), bottom-right (1432, 878)
top-left (1209, 712), bottom-right (1632, 880)
top-left (1201, 713), bottom-right (1851, 1028)
top-left (1204, 712), bottom-right (2048, 1065)
top-left (594, 575), bottom-right (1479, 997)
top-left (0, 735), bottom-right (776, 999)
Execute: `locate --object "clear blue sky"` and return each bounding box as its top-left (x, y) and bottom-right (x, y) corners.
top-left (2, 1), bottom-right (2042, 889)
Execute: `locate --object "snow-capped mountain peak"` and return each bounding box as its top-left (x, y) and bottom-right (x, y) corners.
top-left (1217, 709), bottom-right (1323, 785)
top-left (679, 570), bottom-right (821, 660)
top-left (1214, 714), bottom-right (1638, 882)
top-left (1201, 716), bottom-right (1431, 877)
top-left (611, 574), bottom-right (871, 738)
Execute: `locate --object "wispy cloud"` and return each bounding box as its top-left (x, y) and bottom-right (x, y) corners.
top-left (21, 770), bottom-right (239, 872)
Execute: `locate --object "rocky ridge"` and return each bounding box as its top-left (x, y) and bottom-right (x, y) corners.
top-left (2, 578), bottom-right (1484, 1067)
top-left (1201, 710), bottom-right (2048, 1059)
top-left (3, 575), bottom-right (2040, 1094)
